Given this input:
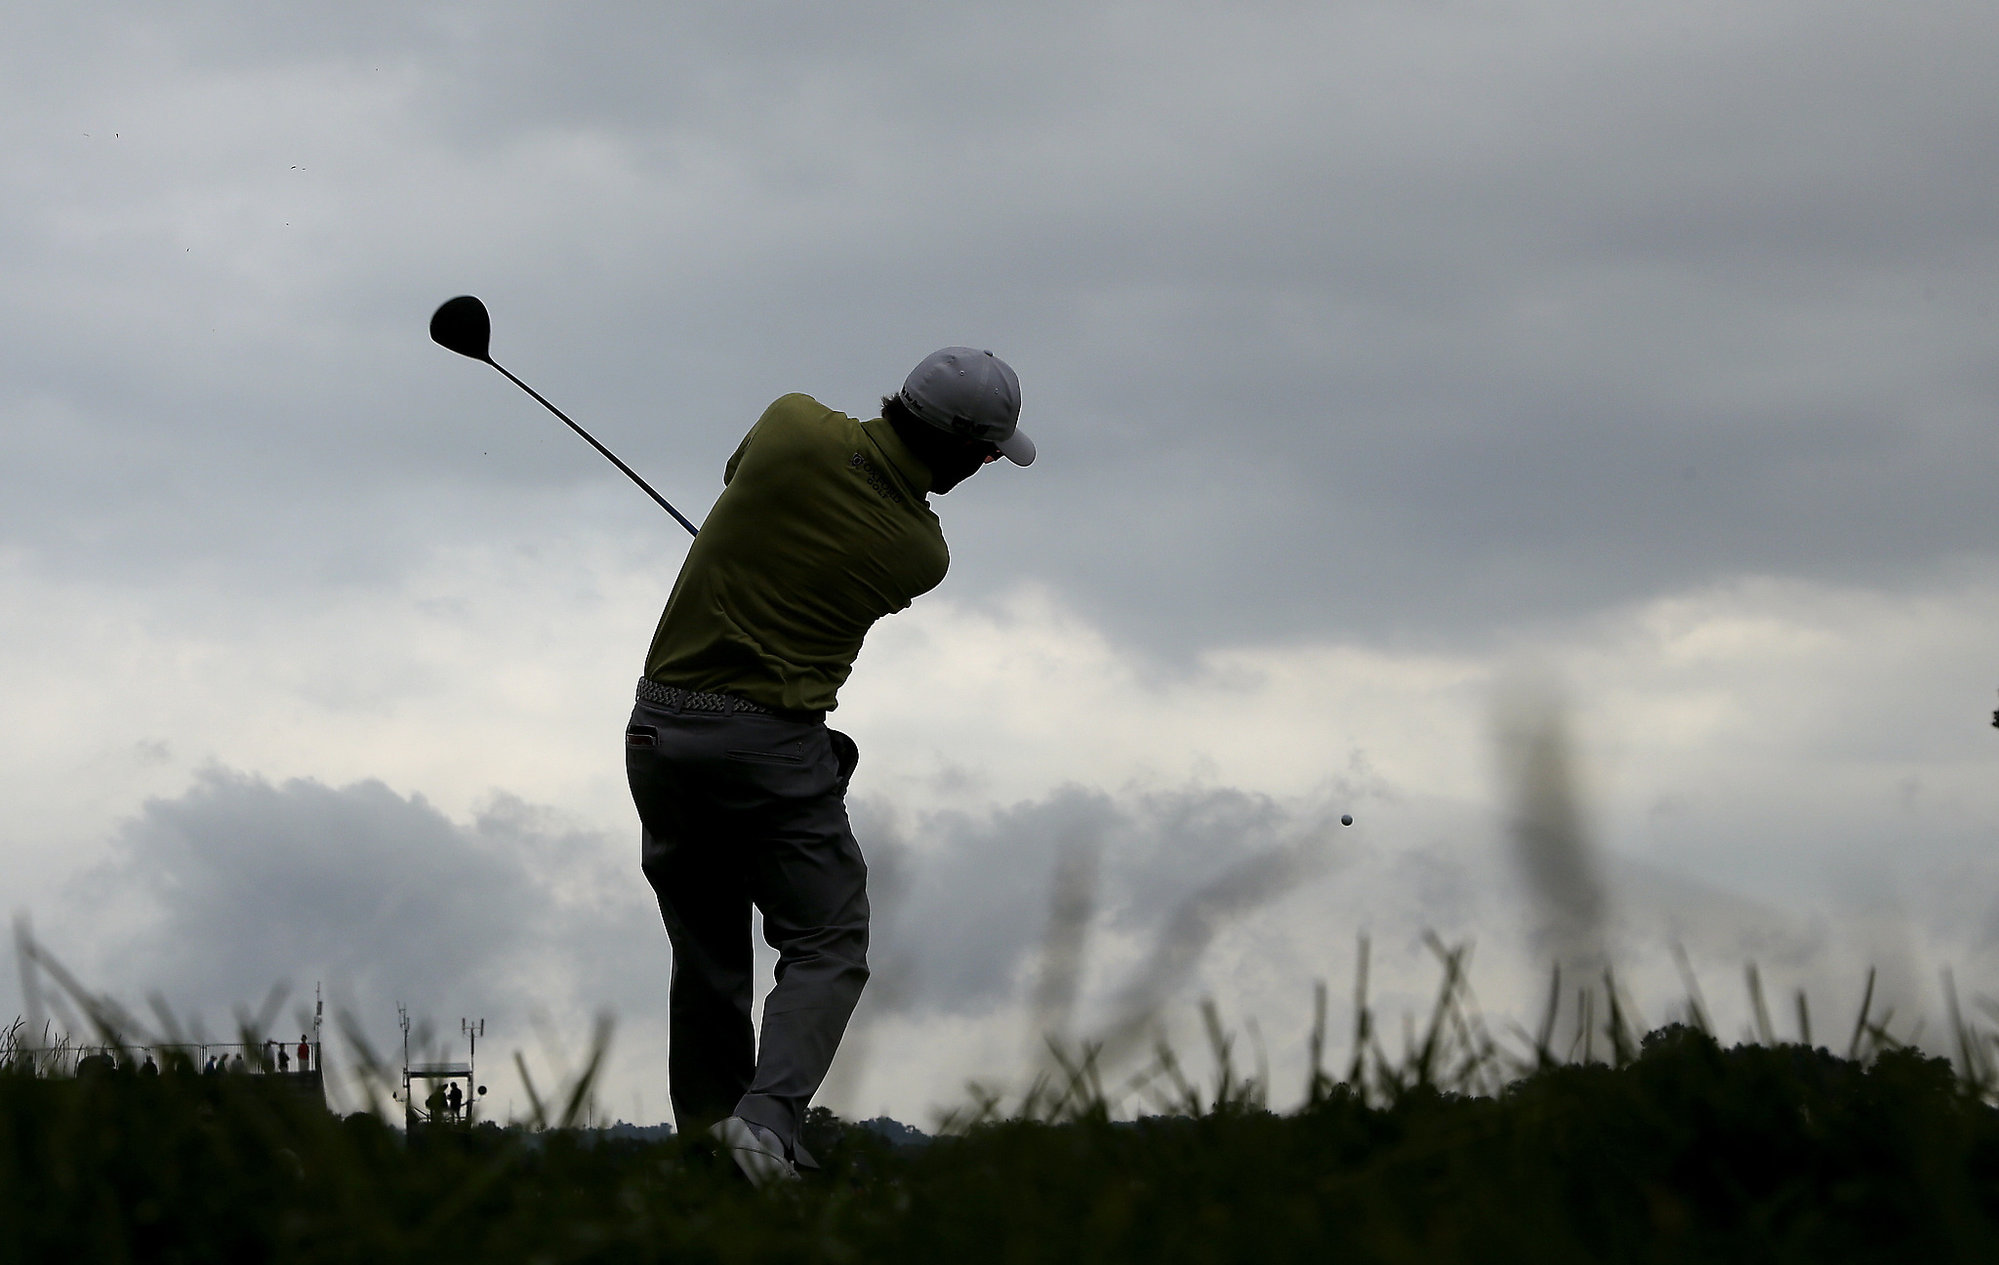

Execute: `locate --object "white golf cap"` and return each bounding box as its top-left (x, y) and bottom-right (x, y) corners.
top-left (899, 347), bottom-right (1035, 466)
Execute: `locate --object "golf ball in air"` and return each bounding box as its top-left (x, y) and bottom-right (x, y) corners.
top-left (1340, 814), bottom-right (1353, 826)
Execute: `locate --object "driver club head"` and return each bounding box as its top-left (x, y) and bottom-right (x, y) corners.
top-left (430, 295), bottom-right (492, 362)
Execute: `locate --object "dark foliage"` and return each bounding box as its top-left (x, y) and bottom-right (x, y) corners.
top-left (4, 1023), bottom-right (1996, 1263)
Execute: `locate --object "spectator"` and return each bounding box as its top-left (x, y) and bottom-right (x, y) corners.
top-left (297, 1036), bottom-right (311, 1072)
top-left (140, 1055), bottom-right (159, 1077)
top-left (277, 1044), bottom-right (290, 1073)
top-left (446, 1082), bottom-right (464, 1120)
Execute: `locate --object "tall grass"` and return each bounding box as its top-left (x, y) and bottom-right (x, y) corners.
top-left (7, 925), bottom-right (1999, 1262)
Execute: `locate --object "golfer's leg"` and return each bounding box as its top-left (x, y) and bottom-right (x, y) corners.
top-left (734, 732), bottom-right (870, 1155)
top-left (630, 708), bottom-right (756, 1137)
top-left (644, 827), bottom-right (756, 1137)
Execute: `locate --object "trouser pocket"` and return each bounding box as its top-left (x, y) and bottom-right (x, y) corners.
top-left (828, 729), bottom-right (859, 784)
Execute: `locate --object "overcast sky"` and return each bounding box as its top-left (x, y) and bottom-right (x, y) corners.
top-left (5, 1), bottom-right (1999, 1124)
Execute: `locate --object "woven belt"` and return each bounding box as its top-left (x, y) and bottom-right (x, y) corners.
top-left (635, 677), bottom-right (817, 718)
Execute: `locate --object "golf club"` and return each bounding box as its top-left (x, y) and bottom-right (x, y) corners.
top-left (429, 295), bottom-right (700, 538)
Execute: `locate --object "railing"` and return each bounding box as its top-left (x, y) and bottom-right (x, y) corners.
top-left (1, 1034), bottom-right (323, 1080)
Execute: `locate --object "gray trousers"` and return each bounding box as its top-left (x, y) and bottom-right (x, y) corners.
top-left (625, 695), bottom-right (868, 1164)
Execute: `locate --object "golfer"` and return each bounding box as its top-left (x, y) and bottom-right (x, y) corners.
top-left (626, 348), bottom-right (1034, 1184)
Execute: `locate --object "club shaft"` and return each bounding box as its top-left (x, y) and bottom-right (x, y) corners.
top-left (490, 360), bottom-right (700, 538)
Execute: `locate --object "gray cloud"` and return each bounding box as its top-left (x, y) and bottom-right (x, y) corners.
top-left (865, 787), bottom-right (1123, 1017)
top-left (861, 782), bottom-right (1359, 1021)
top-left (857, 769), bottom-right (1999, 1054)
top-left (91, 769), bottom-right (535, 998)
top-left (2, 2), bottom-right (1995, 660)
top-left (50, 767), bottom-right (659, 1055)
top-left (24, 754), bottom-right (1999, 1118)
top-left (30, 766), bottom-right (1379, 1106)
top-left (9, 1), bottom-right (1999, 1116)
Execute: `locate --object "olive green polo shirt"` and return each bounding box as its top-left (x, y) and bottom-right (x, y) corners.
top-left (642, 394), bottom-right (950, 712)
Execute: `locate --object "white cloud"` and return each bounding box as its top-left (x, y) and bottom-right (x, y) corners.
top-left (10, 547), bottom-right (1999, 1121)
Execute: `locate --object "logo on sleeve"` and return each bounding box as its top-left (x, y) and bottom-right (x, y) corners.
top-left (849, 452), bottom-right (906, 506)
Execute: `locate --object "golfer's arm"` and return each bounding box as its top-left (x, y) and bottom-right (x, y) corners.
top-left (722, 423), bottom-right (759, 486)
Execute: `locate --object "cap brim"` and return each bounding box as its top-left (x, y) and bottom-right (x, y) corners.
top-left (997, 427), bottom-right (1035, 466)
